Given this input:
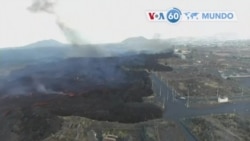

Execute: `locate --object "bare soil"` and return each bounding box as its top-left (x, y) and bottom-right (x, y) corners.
top-left (182, 114), bottom-right (250, 141)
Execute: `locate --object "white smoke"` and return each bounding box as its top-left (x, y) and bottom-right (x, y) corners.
top-left (36, 83), bottom-right (64, 95)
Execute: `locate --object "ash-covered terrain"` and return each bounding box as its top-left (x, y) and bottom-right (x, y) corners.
top-left (0, 52), bottom-right (173, 141)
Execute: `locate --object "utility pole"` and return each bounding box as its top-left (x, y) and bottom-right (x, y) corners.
top-left (152, 80), bottom-right (155, 97)
top-left (217, 89), bottom-right (219, 98)
top-left (172, 88), bottom-right (174, 102)
top-left (166, 80), bottom-right (169, 101)
top-left (186, 88), bottom-right (190, 108)
top-left (159, 86), bottom-right (162, 97)
top-left (167, 89), bottom-right (169, 101)
top-left (241, 88), bottom-right (244, 96)
top-left (241, 88), bottom-right (244, 100)
top-left (162, 96), bottom-right (165, 110)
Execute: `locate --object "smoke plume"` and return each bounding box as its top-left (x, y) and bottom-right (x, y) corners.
top-left (28, 0), bottom-right (104, 57)
top-left (28, 0), bottom-right (56, 14)
top-left (28, 0), bottom-right (82, 45)
top-left (27, 0), bottom-right (168, 57)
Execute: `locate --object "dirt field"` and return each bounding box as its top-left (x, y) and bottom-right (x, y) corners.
top-left (157, 50), bottom-right (244, 97)
top-left (44, 116), bottom-right (186, 141)
top-left (182, 114), bottom-right (250, 141)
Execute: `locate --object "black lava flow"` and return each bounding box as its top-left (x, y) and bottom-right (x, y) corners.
top-left (0, 52), bottom-right (173, 123)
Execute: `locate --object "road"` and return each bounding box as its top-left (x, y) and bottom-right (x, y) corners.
top-left (150, 72), bottom-right (250, 141)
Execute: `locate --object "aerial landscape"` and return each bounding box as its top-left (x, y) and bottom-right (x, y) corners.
top-left (1, 0), bottom-right (249, 140)
top-left (0, 37), bottom-right (250, 141)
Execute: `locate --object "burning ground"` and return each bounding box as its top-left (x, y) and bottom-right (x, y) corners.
top-left (0, 52), bottom-right (173, 141)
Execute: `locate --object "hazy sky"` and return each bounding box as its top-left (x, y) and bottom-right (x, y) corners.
top-left (0, 0), bottom-right (249, 48)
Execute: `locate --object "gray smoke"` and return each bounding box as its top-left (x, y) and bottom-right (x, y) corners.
top-left (28, 0), bottom-right (81, 45)
top-left (28, 0), bottom-right (56, 14)
top-left (28, 0), bottom-right (105, 57)
top-left (27, 0), bottom-right (169, 57)
top-left (57, 22), bottom-right (86, 47)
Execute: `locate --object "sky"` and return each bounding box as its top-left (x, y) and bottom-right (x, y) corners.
top-left (0, 0), bottom-right (250, 48)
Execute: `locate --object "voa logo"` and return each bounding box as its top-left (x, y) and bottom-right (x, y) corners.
top-left (202, 12), bottom-right (234, 20)
top-left (148, 12), bottom-right (167, 21)
top-left (147, 8), bottom-right (182, 23)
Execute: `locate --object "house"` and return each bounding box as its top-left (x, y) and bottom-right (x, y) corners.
top-left (103, 134), bottom-right (118, 141)
top-left (218, 96), bottom-right (229, 103)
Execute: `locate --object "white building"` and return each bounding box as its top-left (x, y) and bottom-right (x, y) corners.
top-left (173, 48), bottom-right (190, 60)
top-left (218, 96), bottom-right (229, 103)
